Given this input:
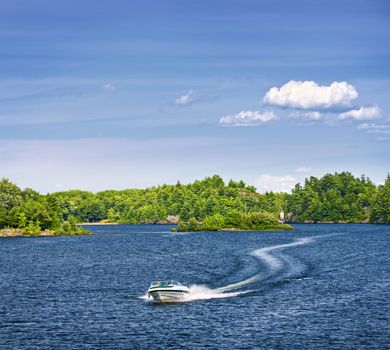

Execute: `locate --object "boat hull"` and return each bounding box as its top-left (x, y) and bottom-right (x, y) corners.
top-left (148, 290), bottom-right (189, 303)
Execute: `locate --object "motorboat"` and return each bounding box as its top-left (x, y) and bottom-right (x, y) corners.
top-left (147, 280), bottom-right (189, 303)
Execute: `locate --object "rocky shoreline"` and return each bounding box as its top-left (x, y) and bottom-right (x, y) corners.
top-left (0, 228), bottom-right (90, 238)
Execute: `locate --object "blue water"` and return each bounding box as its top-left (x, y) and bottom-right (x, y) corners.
top-left (0, 224), bottom-right (389, 349)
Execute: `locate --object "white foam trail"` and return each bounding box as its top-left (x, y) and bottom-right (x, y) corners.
top-left (141, 236), bottom-right (324, 303)
top-left (138, 293), bottom-right (152, 301)
top-left (217, 237), bottom-right (313, 292)
top-left (252, 237), bottom-right (313, 270)
top-left (165, 231), bottom-right (194, 237)
top-left (139, 285), bottom-right (250, 303)
top-left (213, 276), bottom-right (259, 293)
top-left (181, 284), bottom-right (252, 302)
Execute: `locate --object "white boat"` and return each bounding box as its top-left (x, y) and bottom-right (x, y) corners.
top-left (147, 280), bottom-right (189, 303)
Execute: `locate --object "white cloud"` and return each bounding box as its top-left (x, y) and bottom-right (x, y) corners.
top-left (356, 121), bottom-right (390, 141)
top-left (289, 111), bottom-right (322, 120)
top-left (102, 83), bottom-right (116, 91)
top-left (357, 122), bottom-right (390, 131)
top-left (219, 110), bottom-right (278, 126)
top-left (255, 174), bottom-right (297, 193)
top-left (295, 166), bottom-right (312, 173)
top-left (374, 136), bottom-right (390, 141)
top-left (302, 111), bottom-right (322, 120)
top-left (175, 90), bottom-right (195, 105)
top-left (369, 130), bottom-right (390, 135)
top-left (339, 105), bottom-right (381, 120)
top-left (263, 80), bottom-right (358, 110)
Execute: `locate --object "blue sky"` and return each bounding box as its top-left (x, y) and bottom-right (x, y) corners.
top-left (1, 0), bottom-right (389, 192)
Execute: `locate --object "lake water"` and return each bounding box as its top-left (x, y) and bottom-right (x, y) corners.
top-left (0, 224), bottom-right (389, 349)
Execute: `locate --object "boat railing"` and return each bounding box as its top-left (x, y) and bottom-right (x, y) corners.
top-left (150, 280), bottom-right (182, 286)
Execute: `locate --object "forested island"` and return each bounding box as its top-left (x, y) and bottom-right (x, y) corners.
top-left (0, 172), bottom-right (389, 236)
top-left (173, 211), bottom-right (292, 232)
top-left (0, 179), bottom-right (89, 237)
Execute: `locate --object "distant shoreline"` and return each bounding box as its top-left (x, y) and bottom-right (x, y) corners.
top-left (79, 221), bottom-right (383, 226)
top-left (80, 222), bottom-right (119, 226)
top-left (77, 222), bottom-right (174, 227)
top-left (2, 222), bottom-right (387, 238)
top-left (0, 228), bottom-right (90, 238)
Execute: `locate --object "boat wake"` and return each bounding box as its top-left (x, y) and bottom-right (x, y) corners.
top-left (138, 284), bottom-right (249, 303)
top-left (182, 284), bottom-right (251, 302)
top-left (142, 235), bottom-right (334, 303)
top-left (215, 237), bottom-right (313, 293)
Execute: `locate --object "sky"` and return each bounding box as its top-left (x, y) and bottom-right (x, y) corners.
top-left (0, 0), bottom-right (389, 193)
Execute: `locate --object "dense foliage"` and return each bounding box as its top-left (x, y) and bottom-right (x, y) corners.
top-left (1, 172), bottom-right (389, 234)
top-left (286, 172), bottom-right (379, 223)
top-left (0, 179), bottom-right (88, 235)
top-left (370, 175), bottom-right (390, 224)
top-left (51, 175), bottom-right (285, 224)
top-left (175, 211), bottom-right (293, 232)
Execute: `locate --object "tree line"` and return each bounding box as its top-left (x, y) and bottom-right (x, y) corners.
top-left (287, 172), bottom-right (389, 223)
top-left (174, 211), bottom-right (293, 232)
top-left (0, 172), bottom-right (389, 232)
top-left (0, 179), bottom-right (87, 235)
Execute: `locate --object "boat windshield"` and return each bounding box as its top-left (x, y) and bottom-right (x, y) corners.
top-left (150, 280), bottom-right (182, 286)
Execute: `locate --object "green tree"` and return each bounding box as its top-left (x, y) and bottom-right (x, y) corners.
top-left (26, 220), bottom-right (41, 235)
top-left (0, 178), bottom-right (23, 228)
top-left (18, 212), bottom-right (27, 228)
top-left (287, 172), bottom-right (377, 223)
top-left (202, 214), bottom-right (225, 231)
top-left (107, 208), bottom-right (120, 222)
top-left (187, 217), bottom-right (199, 231)
top-left (177, 220), bottom-right (187, 232)
top-left (68, 216), bottom-right (77, 232)
top-left (371, 175), bottom-right (390, 223)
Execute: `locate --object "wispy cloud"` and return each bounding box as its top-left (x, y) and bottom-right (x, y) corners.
top-left (356, 121), bottom-right (390, 141)
top-left (219, 110), bottom-right (278, 126)
top-left (357, 122), bottom-right (390, 131)
top-left (175, 89), bottom-right (195, 106)
top-left (263, 80), bottom-right (358, 110)
top-left (102, 83), bottom-right (117, 91)
top-left (357, 123), bottom-right (390, 137)
top-left (295, 166), bottom-right (312, 173)
top-left (374, 136), bottom-right (390, 141)
top-left (255, 174), bottom-right (297, 193)
top-left (289, 111), bottom-right (322, 120)
top-left (302, 111), bottom-right (322, 120)
top-left (339, 105), bottom-right (381, 120)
